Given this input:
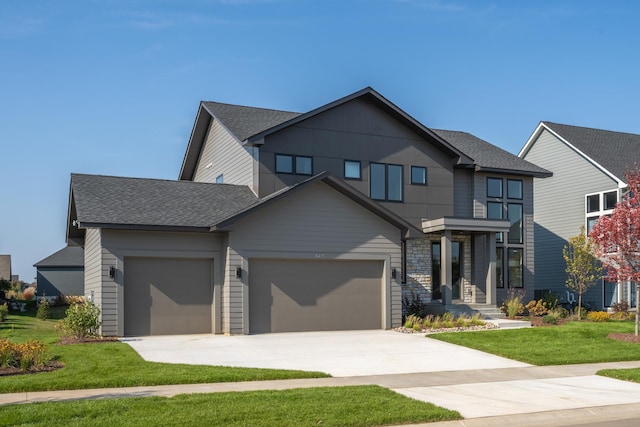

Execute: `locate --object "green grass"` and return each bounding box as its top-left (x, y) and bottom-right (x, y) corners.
top-left (430, 320), bottom-right (640, 365)
top-left (0, 311), bottom-right (329, 393)
top-left (0, 386), bottom-right (461, 427)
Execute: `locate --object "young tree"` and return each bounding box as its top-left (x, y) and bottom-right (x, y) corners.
top-left (590, 166), bottom-right (640, 336)
top-left (563, 225), bottom-right (602, 317)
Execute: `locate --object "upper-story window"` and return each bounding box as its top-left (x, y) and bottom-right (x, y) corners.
top-left (411, 166), bottom-right (427, 185)
top-left (344, 160), bottom-right (361, 180)
top-left (215, 174), bottom-right (224, 184)
top-left (508, 203), bottom-right (523, 244)
top-left (275, 154), bottom-right (313, 175)
top-left (586, 189), bottom-right (619, 232)
top-left (487, 177), bottom-right (503, 198)
top-left (507, 179), bottom-right (523, 199)
top-left (370, 163), bottom-right (403, 202)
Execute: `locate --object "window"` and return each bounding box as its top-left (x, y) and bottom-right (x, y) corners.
top-left (496, 247), bottom-right (504, 288)
top-left (508, 248), bottom-right (523, 288)
top-left (586, 194), bottom-right (600, 213)
top-left (370, 163), bottom-right (403, 202)
top-left (411, 166), bottom-right (427, 185)
top-left (508, 203), bottom-right (523, 244)
top-left (344, 160), bottom-right (361, 179)
top-left (587, 216), bottom-right (598, 233)
top-left (215, 174), bottom-right (224, 184)
top-left (275, 154), bottom-right (293, 173)
top-left (507, 179), bottom-right (523, 199)
top-left (275, 154), bottom-right (312, 175)
top-left (604, 191), bottom-right (617, 210)
top-left (487, 177), bottom-right (503, 198)
top-left (487, 201), bottom-right (504, 243)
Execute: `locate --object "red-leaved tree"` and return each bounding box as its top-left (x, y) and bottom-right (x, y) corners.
top-left (589, 166), bottom-right (640, 336)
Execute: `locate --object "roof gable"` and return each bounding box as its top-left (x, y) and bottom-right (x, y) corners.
top-left (520, 122), bottom-right (640, 183)
top-left (68, 174), bottom-right (259, 234)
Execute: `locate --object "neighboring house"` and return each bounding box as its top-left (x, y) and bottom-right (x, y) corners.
top-left (67, 87), bottom-right (549, 336)
top-left (34, 246), bottom-right (84, 299)
top-left (0, 255), bottom-right (10, 281)
top-left (519, 122), bottom-right (640, 310)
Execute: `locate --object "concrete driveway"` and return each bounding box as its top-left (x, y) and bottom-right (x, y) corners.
top-left (123, 329), bottom-right (529, 377)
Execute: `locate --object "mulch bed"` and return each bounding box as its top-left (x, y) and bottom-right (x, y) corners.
top-left (0, 361), bottom-right (64, 377)
top-left (607, 333), bottom-right (640, 343)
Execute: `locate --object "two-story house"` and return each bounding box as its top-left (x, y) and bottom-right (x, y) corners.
top-left (519, 122), bottom-right (640, 310)
top-left (67, 88), bottom-right (549, 336)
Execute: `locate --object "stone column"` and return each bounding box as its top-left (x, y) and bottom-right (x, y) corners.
top-left (441, 230), bottom-right (452, 305)
top-left (485, 232), bottom-right (496, 305)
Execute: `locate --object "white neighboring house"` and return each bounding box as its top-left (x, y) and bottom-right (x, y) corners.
top-left (519, 121), bottom-right (639, 310)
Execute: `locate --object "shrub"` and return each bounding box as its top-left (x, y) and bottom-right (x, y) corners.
top-left (21, 286), bottom-right (36, 300)
top-left (0, 339), bottom-right (49, 371)
top-left (587, 311), bottom-right (610, 322)
top-left (402, 291), bottom-right (427, 319)
top-left (541, 292), bottom-right (559, 311)
top-left (0, 303), bottom-right (8, 322)
top-left (422, 315), bottom-right (434, 328)
top-left (542, 314), bottom-right (558, 324)
top-left (65, 294), bottom-right (85, 305)
top-left (525, 299), bottom-right (548, 317)
top-left (573, 306), bottom-right (588, 320)
top-left (500, 290), bottom-right (525, 319)
top-left (470, 313), bottom-right (485, 326)
top-left (36, 299), bottom-right (51, 320)
top-left (611, 300), bottom-right (630, 314)
top-left (404, 314), bottom-right (422, 329)
top-left (57, 302), bottom-right (101, 341)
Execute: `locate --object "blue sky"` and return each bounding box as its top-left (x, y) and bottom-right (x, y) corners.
top-left (1, 0), bottom-right (639, 281)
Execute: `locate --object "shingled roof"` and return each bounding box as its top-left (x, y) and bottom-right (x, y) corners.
top-left (34, 246), bottom-right (84, 268)
top-left (202, 102), bottom-right (301, 142)
top-left (432, 129), bottom-right (552, 177)
top-left (70, 174), bottom-right (259, 231)
top-left (542, 122), bottom-right (640, 181)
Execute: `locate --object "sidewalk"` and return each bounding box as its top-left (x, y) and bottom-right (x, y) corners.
top-left (3, 360), bottom-right (640, 426)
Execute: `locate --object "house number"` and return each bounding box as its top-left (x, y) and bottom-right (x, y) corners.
top-left (315, 253), bottom-right (326, 258)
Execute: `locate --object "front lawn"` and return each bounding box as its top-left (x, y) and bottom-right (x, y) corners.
top-left (0, 311), bottom-right (328, 393)
top-left (0, 386), bottom-right (462, 427)
top-left (430, 320), bottom-right (640, 365)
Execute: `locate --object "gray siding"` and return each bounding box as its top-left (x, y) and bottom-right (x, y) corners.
top-left (226, 181), bottom-right (402, 334)
top-left (256, 98), bottom-right (455, 228)
top-left (84, 228), bottom-right (102, 310)
top-left (193, 118), bottom-right (254, 187)
top-left (97, 230), bottom-right (223, 336)
top-left (523, 129), bottom-right (619, 308)
top-left (36, 268), bottom-right (83, 298)
top-left (453, 169), bottom-right (473, 217)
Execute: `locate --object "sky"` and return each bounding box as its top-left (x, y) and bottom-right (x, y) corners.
top-left (1, 0), bottom-right (640, 282)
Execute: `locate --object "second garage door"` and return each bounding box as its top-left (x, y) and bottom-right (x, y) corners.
top-left (124, 257), bottom-right (213, 336)
top-left (249, 258), bottom-right (383, 334)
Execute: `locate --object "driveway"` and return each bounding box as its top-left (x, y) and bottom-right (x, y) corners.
top-left (123, 329), bottom-right (529, 377)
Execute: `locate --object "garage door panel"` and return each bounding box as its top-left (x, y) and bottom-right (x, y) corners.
top-left (249, 259), bottom-right (383, 334)
top-left (124, 257), bottom-right (212, 336)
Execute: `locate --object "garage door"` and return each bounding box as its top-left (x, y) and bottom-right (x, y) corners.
top-left (124, 257), bottom-right (213, 336)
top-left (249, 259), bottom-right (383, 334)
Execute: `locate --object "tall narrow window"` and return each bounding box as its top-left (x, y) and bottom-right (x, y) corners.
top-left (370, 163), bottom-right (403, 202)
top-left (508, 248), bottom-right (523, 288)
top-left (487, 201), bottom-right (504, 243)
top-left (496, 247), bottom-right (504, 288)
top-left (432, 242), bottom-right (441, 300)
top-left (508, 203), bottom-right (523, 244)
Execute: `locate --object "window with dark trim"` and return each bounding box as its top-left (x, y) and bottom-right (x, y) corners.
top-left (215, 174), bottom-right (224, 184)
top-left (496, 247), bottom-right (504, 288)
top-left (487, 201), bottom-right (504, 243)
top-left (370, 162), bottom-right (403, 202)
top-left (411, 166), bottom-right (427, 185)
top-left (344, 160), bottom-right (361, 180)
top-left (487, 177), bottom-right (503, 198)
top-left (508, 203), bottom-right (523, 244)
top-left (275, 154), bottom-right (313, 175)
top-left (508, 248), bottom-right (523, 288)
top-left (507, 179), bottom-right (523, 199)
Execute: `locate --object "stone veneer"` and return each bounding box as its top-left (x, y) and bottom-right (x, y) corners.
top-left (404, 234), bottom-right (473, 310)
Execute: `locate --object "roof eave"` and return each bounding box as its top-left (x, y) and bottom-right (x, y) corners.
top-left (77, 222), bottom-right (212, 233)
top-left (178, 103), bottom-right (213, 181)
top-left (474, 165), bottom-right (553, 178)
